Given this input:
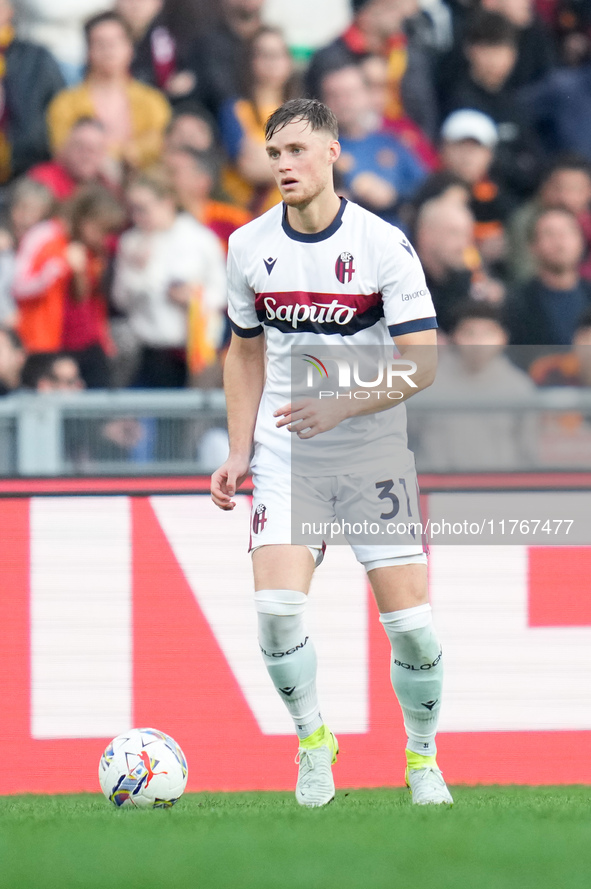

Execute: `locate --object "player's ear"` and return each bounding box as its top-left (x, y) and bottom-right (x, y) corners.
top-left (328, 139), bottom-right (341, 166)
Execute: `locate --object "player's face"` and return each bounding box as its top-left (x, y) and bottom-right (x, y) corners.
top-left (265, 120), bottom-right (340, 209)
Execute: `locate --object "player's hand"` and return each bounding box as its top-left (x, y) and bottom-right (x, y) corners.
top-left (210, 456), bottom-right (250, 510)
top-left (274, 398), bottom-right (350, 439)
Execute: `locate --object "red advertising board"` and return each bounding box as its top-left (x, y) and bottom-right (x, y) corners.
top-left (1, 475), bottom-right (590, 795)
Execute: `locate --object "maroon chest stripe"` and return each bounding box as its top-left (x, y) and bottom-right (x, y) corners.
top-left (255, 291), bottom-right (384, 335)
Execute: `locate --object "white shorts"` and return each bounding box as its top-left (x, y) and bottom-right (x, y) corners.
top-left (249, 452), bottom-right (427, 569)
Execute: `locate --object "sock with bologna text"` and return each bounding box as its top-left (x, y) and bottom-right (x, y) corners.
top-left (255, 589), bottom-right (323, 741)
top-left (379, 603), bottom-right (443, 758)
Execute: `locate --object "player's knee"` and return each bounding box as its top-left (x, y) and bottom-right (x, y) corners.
top-left (255, 589), bottom-right (308, 652)
top-left (380, 604), bottom-right (442, 666)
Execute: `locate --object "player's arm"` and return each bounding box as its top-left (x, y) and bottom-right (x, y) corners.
top-left (352, 326), bottom-right (438, 415)
top-left (211, 331), bottom-right (265, 510)
top-left (211, 234), bottom-right (265, 510)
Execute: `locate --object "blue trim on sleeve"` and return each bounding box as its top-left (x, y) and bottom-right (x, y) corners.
top-left (229, 318), bottom-right (264, 338)
top-left (388, 316), bottom-right (438, 337)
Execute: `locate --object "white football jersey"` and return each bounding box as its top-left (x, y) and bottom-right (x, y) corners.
top-left (227, 198), bottom-right (437, 473)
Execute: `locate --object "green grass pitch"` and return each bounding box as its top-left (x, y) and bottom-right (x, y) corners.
top-left (1, 787), bottom-right (591, 889)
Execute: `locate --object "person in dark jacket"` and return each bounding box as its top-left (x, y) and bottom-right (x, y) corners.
top-left (437, 0), bottom-right (555, 105)
top-left (506, 207), bottom-right (591, 346)
top-left (116, 0), bottom-right (196, 102)
top-left (443, 10), bottom-right (544, 197)
top-left (183, 0), bottom-right (265, 117)
top-left (521, 63), bottom-right (591, 161)
top-left (0, 0), bottom-right (65, 182)
top-left (306, 0), bottom-right (438, 140)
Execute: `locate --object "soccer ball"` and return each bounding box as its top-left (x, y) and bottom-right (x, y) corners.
top-left (99, 727), bottom-right (188, 808)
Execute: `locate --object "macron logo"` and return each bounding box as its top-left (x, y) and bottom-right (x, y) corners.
top-left (264, 257), bottom-right (278, 275)
top-left (400, 238), bottom-right (414, 258)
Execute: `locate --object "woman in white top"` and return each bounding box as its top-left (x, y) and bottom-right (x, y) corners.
top-left (112, 170), bottom-right (226, 387)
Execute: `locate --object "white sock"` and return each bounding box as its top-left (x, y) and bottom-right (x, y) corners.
top-left (380, 603), bottom-right (442, 757)
top-left (255, 589), bottom-right (323, 740)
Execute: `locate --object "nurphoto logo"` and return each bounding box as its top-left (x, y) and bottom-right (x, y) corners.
top-left (302, 354), bottom-right (417, 400)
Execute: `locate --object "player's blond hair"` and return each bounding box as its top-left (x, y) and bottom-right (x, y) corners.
top-left (265, 98), bottom-right (338, 142)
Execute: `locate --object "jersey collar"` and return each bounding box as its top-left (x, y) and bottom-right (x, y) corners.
top-left (281, 197), bottom-right (347, 243)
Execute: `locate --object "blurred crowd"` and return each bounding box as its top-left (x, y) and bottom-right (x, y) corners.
top-left (0, 0), bottom-right (591, 409)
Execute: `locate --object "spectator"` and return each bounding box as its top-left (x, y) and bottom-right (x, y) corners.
top-left (61, 187), bottom-right (126, 388)
top-left (307, 0), bottom-right (438, 139)
top-left (521, 57), bottom-right (591, 160)
top-left (0, 238), bottom-right (15, 325)
top-left (22, 350), bottom-right (84, 392)
top-left (11, 202), bottom-right (67, 355)
top-left (185, 0), bottom-right (265, 117)
top-left (11, 183), bottom-right (125, 372)
top-left (320, 63), bottom-right (427, 226)
top-left (481, 0), bottom-right (555, 89)
top-left (28, 117), bottom-right (119, 202)
top-left (411, 170), bottom-right (471, 212)
top-left (360, 53), bottom-right (439, 170)
top-left (218, 26), bottom-right (297, 215)
top-left (528, 307), bottom-right (591, 465)
top-left (415, 196), bottom-right (503, 332)
top-left (163, 0), bottom-right (218, 55)
top-left (529, 308), bottom-right (591, 386)
top-left (413, 300), bottom-right (537, 470)
top-left (437, 0), bottom-right (555, 102)
top-left (116, 0), bottom-right (196, 101)
top-left (14, 0), bottom-right (111, 85)
top-left (506, 207), bottom-right (591, 345)
top-left (0, 178), bottom-right (56, 327)
top-left (443, 10), bottom-right (543, 197)
top-left (0, 324), bottom-right (25, 394)
top-left (5, 180), bottom-right (65, 354)
top-left (403, 169), bottom-right (471, 232)
top-left (507, 155), bottom-right (591, 281)
top-left (112, 172), bottom-right (227, 388)
top-left (164, 104), bottom-right (218, 153)
top-left (20, 348), bottom-right (151, 464)
top-left (546, 0), bottom-right (591, 67)
top-left (0, 0), bottom-right (65, 182)
top-left (7, 177), bottom-right (55, 244)
top-left (164, 147), bottom-right (251, 252)
top-left (47, 12), bottom-right (171, 175)
top-left (440, 109), bottom-right (515, 275)
top-left (412, 0), bottom-right (454, 54)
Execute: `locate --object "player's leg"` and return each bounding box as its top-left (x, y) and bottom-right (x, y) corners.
top-left (253, 543), bottom-right (320, 740)
top-left (253, 543), bottom-right (338, 807)
top-left (365, 557), bottom-right (452, 805)
top-left (337, 460), bottom-right (451, 804)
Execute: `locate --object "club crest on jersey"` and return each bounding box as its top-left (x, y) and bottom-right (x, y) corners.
top-left (252, 503), bottom-right (267, 534)
top-left (335, 251), bottom-right (355, 284)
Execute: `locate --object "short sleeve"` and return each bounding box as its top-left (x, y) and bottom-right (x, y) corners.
top-left (379, 231), bottom-right (438, 337)
top-left (226, 237), bottom-right (263, 338)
